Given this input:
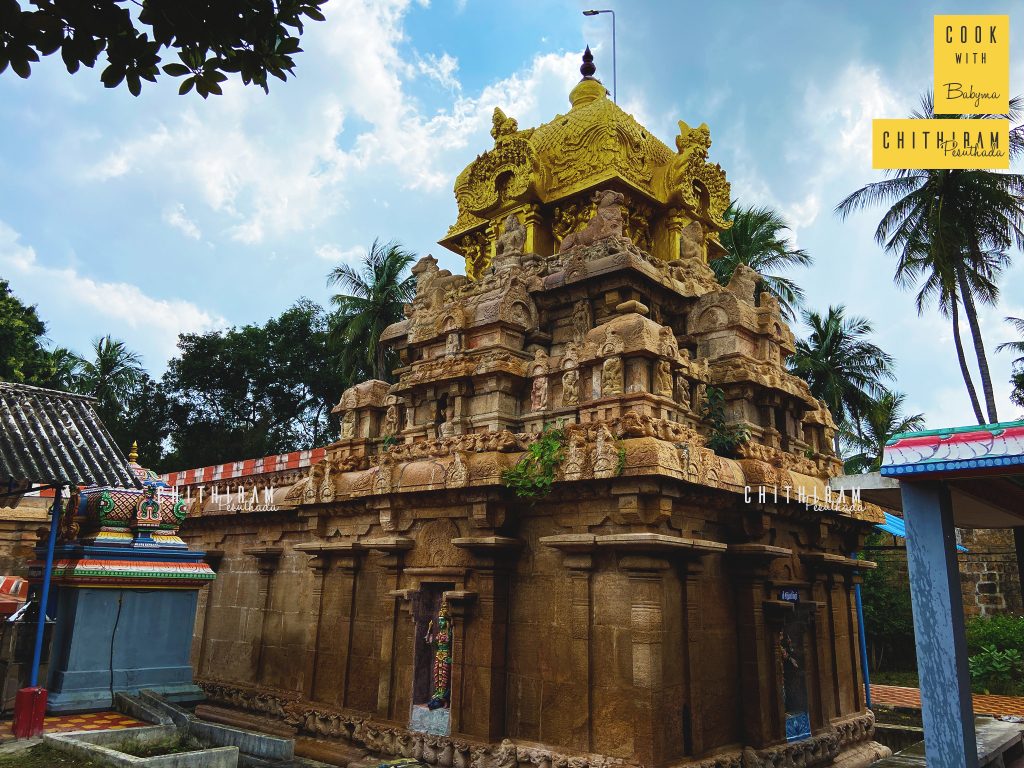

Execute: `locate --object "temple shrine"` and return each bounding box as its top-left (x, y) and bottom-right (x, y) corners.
top-left (179, 50), bottom-right (890, 768)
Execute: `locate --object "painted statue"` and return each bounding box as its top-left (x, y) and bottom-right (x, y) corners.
top-left (424, 598), bottom-right (453, 709)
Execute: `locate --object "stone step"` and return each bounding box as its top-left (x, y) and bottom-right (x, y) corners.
top-left (294, 736), bottom-right (370, 767)
top-left (194, 703), bottom-right (298, 739)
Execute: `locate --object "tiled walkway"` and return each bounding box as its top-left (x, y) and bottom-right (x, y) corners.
top-left (872, 684), bottom-right (1024, 717)
top-left (0, 710), bottom-right (147, 741)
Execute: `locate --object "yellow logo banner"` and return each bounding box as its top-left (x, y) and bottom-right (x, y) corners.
top-left (872, 119), bottom-right (1009, 169)
top-left (934, 15), bottom-right (1009, 114)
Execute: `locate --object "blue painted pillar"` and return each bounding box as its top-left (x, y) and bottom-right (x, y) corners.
top-left (901, 480), bottom-right (976, 768)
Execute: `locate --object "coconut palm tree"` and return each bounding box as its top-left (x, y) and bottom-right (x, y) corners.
top-left (842, 391), bottom-right (925, 473)
top-left (997, 316), bottom-right (1024, 365)
top-left (836, 93), bottom-right (1024, 424)
top-left (999, 317), bottom-right (1024, 413)
top-left (789, 305), bottom-right (894, 453)
top-left (713, 202), bottom-right (813, 321)
top-left (327, 239), bottom-right (417, 383)
top-left (74, 335), bottom-right (146, 419)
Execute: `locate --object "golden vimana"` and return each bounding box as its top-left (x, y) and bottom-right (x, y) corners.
top-left (440, 47), bottom-right (732, 279)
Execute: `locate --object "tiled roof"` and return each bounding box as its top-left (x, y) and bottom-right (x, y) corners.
top-left (160, 447), bottom-right (327, 488)
top-left (0, 381), bottom-right (140, 490)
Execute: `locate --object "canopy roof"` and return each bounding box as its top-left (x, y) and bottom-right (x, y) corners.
top-left (830, 420), bottom-right (1024, 528)
top-left (0, 381), bottom-right (140, 493)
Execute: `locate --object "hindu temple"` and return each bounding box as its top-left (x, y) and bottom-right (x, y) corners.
top-left (178, 50), bottom-right (890, 768)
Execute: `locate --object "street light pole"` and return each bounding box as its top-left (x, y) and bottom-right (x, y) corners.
top-left (582, 9), bottom-right (616, 103)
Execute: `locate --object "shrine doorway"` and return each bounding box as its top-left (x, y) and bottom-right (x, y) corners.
top-left (410, 583), bottom-right (455, 736)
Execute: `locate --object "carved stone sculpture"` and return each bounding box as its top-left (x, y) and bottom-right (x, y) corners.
top-left (592, 424), bottom-right (618, 478)
top-left (571, 300), bottom-right (592, 343)
top-left (495, 213), bottom-right (526, 257)
top-left (679, 219), bottom-right (704, 260)
top-left (561, 369), bottom-right (579, 406)
top-left (655, 360), bottom-right (673, 398)
top-left (445, 333), bottom-right (461, 357)
top-left (558, 190), bottom-right (626, 252)
top-left (601, 356), bottom-right (623, 397)
top-left (531, 375), bottom-right (548, 411)
top-left (341, 411), bottom-right (356, 440)
top-left (562, 430), bottom-right (587, 480)
top-left (382, 404), bottom-right (399, 437)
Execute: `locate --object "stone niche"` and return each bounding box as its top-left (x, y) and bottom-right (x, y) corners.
top-left (179, 51), bottom-right (889, 768)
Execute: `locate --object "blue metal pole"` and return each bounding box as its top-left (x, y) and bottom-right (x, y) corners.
top-left (854, 571), bottom-right (872, 709)
top-left (30, 486), bottom-right (61, 688)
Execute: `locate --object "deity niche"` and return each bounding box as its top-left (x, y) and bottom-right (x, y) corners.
top-left (562, 430), bottom-right (587, 480)
top-left (436, 394), bottom-right (456, 438)
top-left (445, 332), bottom-right (461, 357)
top-left (341, 410), bottom-right (356, 440)
top-left (675, 373), bottom-right (692, 409)
top-left (531, 375), bottom-right (548, 411)
top-left (655, 360), bottom-right (674, 398)
top-left (562, 369), bottom-right (580, 406)
top-left (571, 299), bottom-right (592, 343)
top-left (382, 404), bottom-right (399, 438)
top-left (495, 213), bottom-right (526, 257)
top-left (659, 326), bottom-right (680, 360)
top-left (602, 356), bottom-right (623, 397)
top-left (412, 586), bottom-right (455, 730)
top-left (592, 424), bottom-right (618, 479)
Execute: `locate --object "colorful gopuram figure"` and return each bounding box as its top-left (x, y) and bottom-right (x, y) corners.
top-left (424, 598), bottom-right (453, 710)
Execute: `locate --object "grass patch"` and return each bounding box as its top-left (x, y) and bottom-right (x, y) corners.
top-left (114, 733), bottom-right (204, 757)
top-left (871, 669), bottom-right (920, 688)
top-left (0, 743), bottom-right (107, 768)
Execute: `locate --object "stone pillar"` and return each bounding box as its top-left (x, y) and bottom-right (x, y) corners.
top-left (458, 568), bottom-right (509, 741)
top-left (302, 553), bottom-right (331, 700)
top-left (809, 572), bottom-right (838, 724)
top-left (680, 559), bottom-right (705, 756)
top-left (242, 546), bottom-right (282, 683)
top-left (445, 589), bottom-right (476, 736)
top-left (902, 480), bottom-right (977, 768)
top-left (377, 551), bottom-right (403, 719)
top-left (194, 549), bottom-right (224, 678)
top-left (567, 553), bottom-right (594, 752)
top-left (335, 553), bottom-right (361, 707)
top-left (622, 554), bottom-right (669, 768)
top-left (728, 544), bottom-right (793, 749)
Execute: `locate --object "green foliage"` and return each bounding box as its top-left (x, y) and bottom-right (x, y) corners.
top-left (700, 386), bottom-right (749, 458)
top-left (160, 298), bottom-right (341, 471)
top-left (969, 645), bottom-right (1023, 695)
top-left (789, 305), bottom-right (894, 442)
top-left (966, 614), bottom-right (1024, 658)
top-left (842, 391), bottom-right (925, 474)
top-left (501, 427), bottom-right (565, 500)
top-left (860, 534), bottom-right (916, 672)
top-left (1012, 370), bottom-right (1024, 412)
top-left (713, 201), bottom-right (813, 321)
top-left (328, 239), bottom-right (417, 383)
top-left (615, 444), bottom-right (627, 476)
top-left (0, 278), bottom-right (66, 387)
top-left (836, 93), bottom-right (1024, 425)
top-left (0, 0), bottom-right (327, 97)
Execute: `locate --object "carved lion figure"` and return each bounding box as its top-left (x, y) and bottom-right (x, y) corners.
top-left (558, 190), bottom-right (626, 252)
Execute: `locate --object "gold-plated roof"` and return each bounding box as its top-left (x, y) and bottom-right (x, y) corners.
top-left (440, 50), bottom-right (732, 273)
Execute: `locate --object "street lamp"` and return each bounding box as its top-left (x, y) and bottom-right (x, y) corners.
top-left (582, 9), bottom-right (616, 103)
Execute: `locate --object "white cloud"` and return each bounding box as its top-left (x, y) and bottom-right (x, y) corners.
top-left (162, 203), bottom-right (201, 240)
top-left (418, 53), bottom-right (461, 93)
top-left (315, 244), bottom-right (366, 263)
top-left (72, 0), bottom-right (582, 246)
top-left (0, 220), bottom-right (223, 362)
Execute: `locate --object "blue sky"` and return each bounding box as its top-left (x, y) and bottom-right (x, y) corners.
top-left (1, 0), bottom-right (1023, 430)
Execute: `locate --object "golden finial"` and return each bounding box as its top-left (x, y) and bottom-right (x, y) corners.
top-left (128, 441), bottom-right (139, 463)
